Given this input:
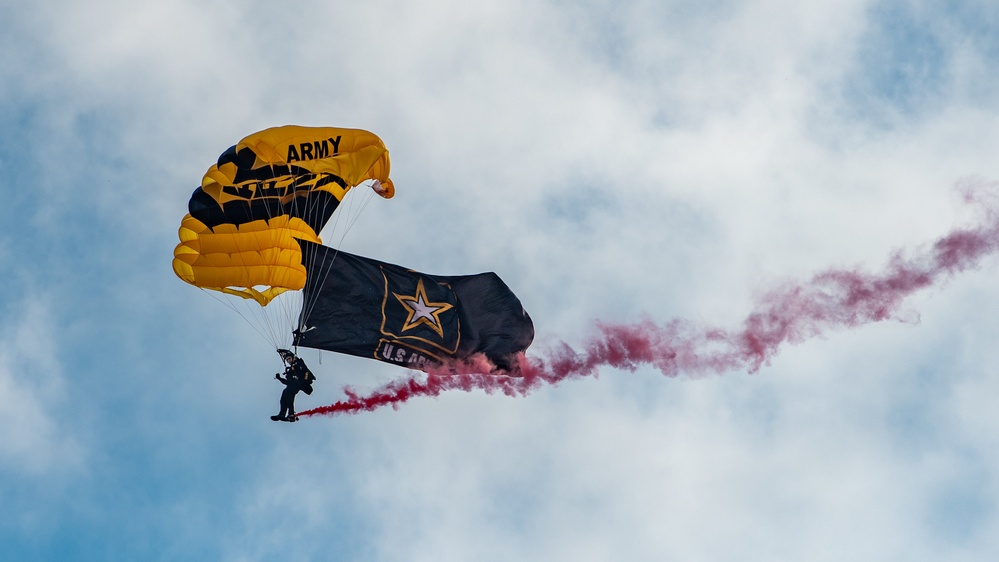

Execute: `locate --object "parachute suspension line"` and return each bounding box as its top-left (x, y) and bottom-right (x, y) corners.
top-left (199, 288), bottom-right (275, 346)
top-left (262, 167), bottom-right (291, 347)
top-left (215, 209), bottom-right (281, 347)
top-left (298, 182), bottom-right (346, 332)
top-left (210, 168), bottom-right (269, 346)
top-left (230, 175), bottom-right (287, 348)
top-left (300, 183), bottom-right (377, 328)
top-left (299, 186), bottom-right (373, 329)
top-left (330, 185), bottom-right (376, 250)
top-left (303, 184), bottom-right (377, 325)
top-left (293, 178), bottom-right (334, 335)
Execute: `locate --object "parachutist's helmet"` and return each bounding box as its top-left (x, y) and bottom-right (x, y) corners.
top-left (277, 349), bottom-right (294, 361)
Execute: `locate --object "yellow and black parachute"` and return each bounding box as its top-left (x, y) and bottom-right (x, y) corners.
top-left (174, 125), bottom-right (533, 370)
top-left (172, 125), bottom-right (394, 306)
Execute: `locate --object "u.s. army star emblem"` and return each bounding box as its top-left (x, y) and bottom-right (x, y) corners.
top-left (393, 278), bottom-right (454, 337)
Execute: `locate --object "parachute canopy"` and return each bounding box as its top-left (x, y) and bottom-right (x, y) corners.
top-left (172, 126), bottom-right (394, 305)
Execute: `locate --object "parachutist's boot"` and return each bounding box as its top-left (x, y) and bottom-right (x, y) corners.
top-left (270, 415), bottom-right (285, 421)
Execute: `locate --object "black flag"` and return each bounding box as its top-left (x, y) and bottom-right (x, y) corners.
top-left (295, 241), bottom-right (534, 370)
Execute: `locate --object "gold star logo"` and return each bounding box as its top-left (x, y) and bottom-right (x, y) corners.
top-left (393, 278), bottom-right (454, 338)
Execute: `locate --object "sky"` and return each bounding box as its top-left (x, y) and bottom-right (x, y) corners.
top-left (3, 0), bottom-right (999, 560)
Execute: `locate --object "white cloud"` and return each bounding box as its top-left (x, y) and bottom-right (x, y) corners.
top-left (0, 296), bottom-right (85, 476)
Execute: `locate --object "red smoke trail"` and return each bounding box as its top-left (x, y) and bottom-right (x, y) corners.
top-left (299, 183), bottom-right (999, 418)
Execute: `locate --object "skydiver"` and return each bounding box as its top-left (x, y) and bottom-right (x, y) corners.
top-left (270, 348), bottom-right (316, 422)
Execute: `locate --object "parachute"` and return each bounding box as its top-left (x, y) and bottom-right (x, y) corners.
top-left (172, 125), bottom-right (394, 306)
top-left (174, 125), bottom-right (533, 371)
